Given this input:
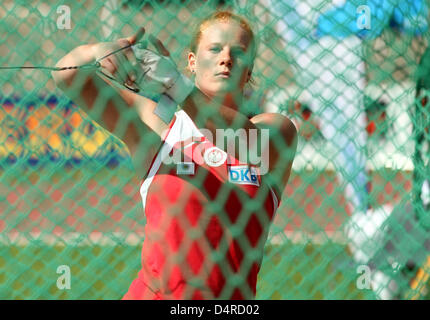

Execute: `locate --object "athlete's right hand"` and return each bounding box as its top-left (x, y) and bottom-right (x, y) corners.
top-left (130, 35), bottom-right (194, 105)
top-left (92, 27), bottom-right (146, 88)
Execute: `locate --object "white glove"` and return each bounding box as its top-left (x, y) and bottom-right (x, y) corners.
top-left (93, 29), bottom-right (191, 124)
top-left (132, 45), bottom-right (193, 102)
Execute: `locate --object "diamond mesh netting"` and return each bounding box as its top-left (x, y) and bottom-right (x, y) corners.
top-left (1, 0), bottom-right (430, 299)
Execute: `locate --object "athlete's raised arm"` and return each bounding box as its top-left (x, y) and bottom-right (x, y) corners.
top-left (51, 28), bottom-right (173, 177)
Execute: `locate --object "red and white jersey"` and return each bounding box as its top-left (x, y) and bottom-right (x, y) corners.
top-left (123, 110), bottom-right (280, 300)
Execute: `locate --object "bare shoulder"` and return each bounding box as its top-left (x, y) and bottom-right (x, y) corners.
top-left (250, 112), bottom-right (297, 144)
top-left (250, 112), bottom-right (297, 195)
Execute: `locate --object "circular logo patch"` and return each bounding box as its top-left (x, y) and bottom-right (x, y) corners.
top-left (203, 147), bottom-right (227, 167)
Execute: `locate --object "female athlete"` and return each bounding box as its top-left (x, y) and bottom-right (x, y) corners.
top-left (52, 10), bottom-right (297, 300)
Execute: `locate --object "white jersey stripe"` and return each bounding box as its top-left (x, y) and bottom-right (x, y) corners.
top-left (139, 110), bottom-right (204, 210)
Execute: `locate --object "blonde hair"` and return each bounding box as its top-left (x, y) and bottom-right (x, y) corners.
top-left (189, 10), bottom-right (258, 85)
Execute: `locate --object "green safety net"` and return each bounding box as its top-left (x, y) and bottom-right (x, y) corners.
top-left (0, 0), bottom-right (430, 299)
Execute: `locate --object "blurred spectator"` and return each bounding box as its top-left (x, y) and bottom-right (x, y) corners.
top-left (265, 0), bottom-right (428, 299)
top-left (414, 45), bottom-right (430, 228)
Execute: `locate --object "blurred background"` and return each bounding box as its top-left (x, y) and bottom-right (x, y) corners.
top-left (0, 0), bottom-right (429, 299)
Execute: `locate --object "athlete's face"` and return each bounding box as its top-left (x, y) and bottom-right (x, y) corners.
top-left (188, 20), bottom-right (253, 98)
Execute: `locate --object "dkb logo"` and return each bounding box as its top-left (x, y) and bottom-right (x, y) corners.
top-left (228, 165), bottom-right (259, 186)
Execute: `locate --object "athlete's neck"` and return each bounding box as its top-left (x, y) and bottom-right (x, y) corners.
top-left (207, 91), bottom-right (244, 112)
